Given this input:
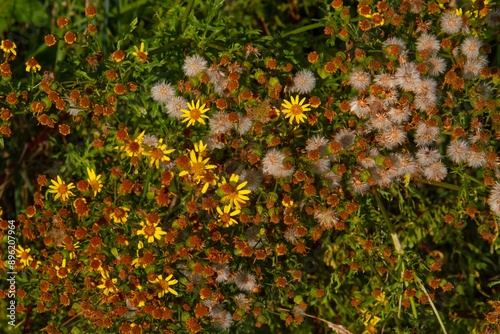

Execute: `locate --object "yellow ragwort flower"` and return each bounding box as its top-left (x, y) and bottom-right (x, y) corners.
top-left (16, 245), bottom-right (33, 267)
top-left (180, 99), bottom-right (210, 127)
top-left (48, 176), bottom-right (75, 202)
top-left (132, 42), bottom-right (148, 63)
top-left (216, 205), bottom-right (241, 227)
top-left (143, 139), bottom-right (175, 169)
top-left (218, 174), bottom-right (251, 209)
top-left (179, 148), bottom-right (217, 193)
top-left (1, 40), bottom-right (17, 55)
top-left (25, 57), bottom-right (41, 72)
top-left (281, 95), bottom-right (311, 124)
top-left (87, 167), bottom-right (103, 196)
top-left (97, 270), bottom-right (118, 296)
top-left (151, 274), bottom-right (178, 297)
top-left (137, 220), bottom-right (167, 243)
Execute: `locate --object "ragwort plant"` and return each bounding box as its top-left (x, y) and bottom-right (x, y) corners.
top-left (1, 0), bottom-right (500, 333)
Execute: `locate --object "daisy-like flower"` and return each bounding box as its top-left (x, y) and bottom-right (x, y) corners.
top-left (151, 274), bottom-right (178, 297)
top-left (136, 220), bottom-right (167, 243)
top-left (86, 167), bottom-right (103, 196)
top-left (16, 245), bottom-right (33, 267)
top-left (180, 99), bottom-right (210, 127)
top-left (143, 139), bottom-right (174, 169)
top-left (218, 174), bottom-right (251, 209)
top-left (1, 40), bottom-right (17, 55)
top-left (97, 271), bottom-right (118, 296)
top-left (54, 259), bottom-right (70, 279)
top-left (217, 205), bottom-right (241, 227)
top-left (132, 42), bottom-right (148, 63)
top-left (179, 147), bottom-right (217, 193)
top-left (109, 207), bottom-right (130, 223)
top-left (25, 58), bottom-right (41, 73)
top-left (281, 95), bottom-right (311, 124)
top-left (48, 176), bottom-right (75, 202)
top-left (116, 131), bottom-right (145, 157)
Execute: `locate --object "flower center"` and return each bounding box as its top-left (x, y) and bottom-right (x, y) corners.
top-left (159, 279), bottom-right (169, 290)
top-left (58, 184), bottom-right (68, 194)
top-left (114, 208), bottom-right (125, 219)
top-left (105, 279), bottom-right (115, 288)
top-left (290, 104), bottom-right (303, 116)
top-left (221, 183), bottom-right (233, 194)
top-left (151, 148), bottom-right (164, 160)
top-left (89, 180), bottom-right (100, 191)
top-left (144, 224), bottom-right (156, 237)
top-left (227, 190), bottom-right (239, 200)
top-left (128, 142), bottom-right (140, 152)
top-left (21, 252), bottom-right (29, 260)
top-left (190, 162), bottom-right (206, 175)
top-left (220, 213), bottom-right (231, 223)
top-left (58, 268), bottom-right (68, 277)
top-left (189, 108), bottom-right (201, 120)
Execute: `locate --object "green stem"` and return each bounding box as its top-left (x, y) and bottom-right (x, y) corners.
top-left (465, 174), bottom-right (483, 187)
top-left (281, 22), bottom-right (324, 37)
top-left (415, 276), bottom-right (448, 334)
top-left (414, 179), bottom-right (461, 192)
top-left (149, 38), bottom-right (192, 56)
top-left (180, 0), bottom-right (196, 32)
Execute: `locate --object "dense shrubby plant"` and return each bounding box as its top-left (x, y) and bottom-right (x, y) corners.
top-left (1, 0), bottom-right (500, 333)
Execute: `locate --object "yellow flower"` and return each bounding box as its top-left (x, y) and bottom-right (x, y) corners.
top-left (143, 139), bottom-right (175, 169)
top-left (131, 241), bottom-right (145, 268)
top-left (218, 174), bottom-right (251, 209)
top-left (151, 274), bottom-right (178, 297)
top-left (179, 148), bottom-right (217, 193)
top-left (216, 205), bottom-right (241, 227)
top-left (132, 42), bottom-right (148, 62)
top-left (137, 220), bottom-right (167, 243)
top-left (1, 40), bottom-right (17, 55)
top-left (281, 95), bottom-right (311, 124)
top-left (16, 245), bottom-right (33, 267)
top-left (54, 259), bottom-right (70, 279)
top-left (109, 206), bottom-right (130, 224)
top-left (48, 176), bottom-right (75, 202)
top-left (25, 57), bottom-right (41, 72)
top-left (180, 99), bottom-right (210, 127)
top-left (115, 130), bottom-right (145, 158)
top-left (87, 167), bottom-right (103, 196)
top-left (97, 271), bottom-right (118, 296)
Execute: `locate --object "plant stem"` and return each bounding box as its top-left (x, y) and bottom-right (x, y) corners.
top-left (149, 38), bottom-right (192, 56)
top-left (281, 22), bottom-right (324, 37)
top-left (415, 276), bottom-right (448, 334)
top-left (414, 179), bottom-right (461, 192)
top-left (181, 0), bottom-right (196, 32)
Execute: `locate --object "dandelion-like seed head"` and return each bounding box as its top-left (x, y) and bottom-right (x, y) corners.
top-left (291, 70), bottom-right (316, 94)
top-left (234, 270), bottom-right (256, 292)
top-left (349, 69), bottom-right (371, 91)
top-left (440, 12), bottom-right (463, 35)
top-left (151, 81), bottom-right (175, 104)
top-left (183, 54), bottom-right (208, 78)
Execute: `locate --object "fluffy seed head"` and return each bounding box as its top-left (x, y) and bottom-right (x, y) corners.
top-left (486, 8), bottom-right (500, 28)
top-left (416, 147), bottom-right (441, 167)
top-left (467, 149), bottom-right (486, 168)
top-left (209, 111), bottom-right (233, 134)
top-left (236, 113), bottom-right (253, 135)
top-left (310, 158), bottom-right (331, 174)
top-left (488, 182), bottom-right (500, 216)
top-left (262, 149), bottom-right (286, 178)
top-left (423, 162), bottom-right (447, 181)
top-left (387, 106), bottom-right (411, 124)
top-left (305, 135), bottom-right (329, 153)
top-left (440, 12), bottom-right (463, 35)
top-left (425, 56), bottom-right (447, 76)
top-left (183, 54), bottom-right (208, 77)
top-left (151, 81), bottom-right (175, 104)
top-left (292, 70), bottom-right (316, 94)
top-left (165, 96), bottom-right (188, 119)
top-left (461, 36), bottom-right (483, 59)
top-left (378, 125), bottom-right (406, 149)
top-left (414, 122), bottom-right (440, 146)
top-left (334, 129), bottom-right (356, 150)
top-left (416, 34), bottom-right (440, 54)
top-left (395, 62), bottom-right (421, 91)
top-left (446, 139), bottom-right (470, 164)
top-left (314, 207), bottom-right (338, 229)
top-left (349, 69), bottom-right (371, 91)
top-left (234, 270), bottom-right (256, 292)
